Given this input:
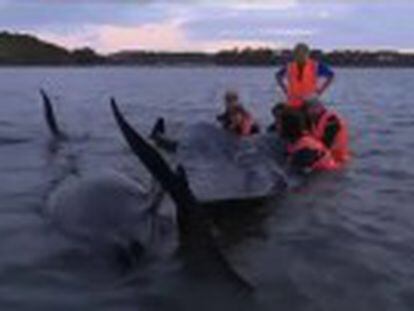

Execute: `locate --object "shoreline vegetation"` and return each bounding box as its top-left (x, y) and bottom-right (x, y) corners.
top-left (1, 32), bottom-right (414, 67)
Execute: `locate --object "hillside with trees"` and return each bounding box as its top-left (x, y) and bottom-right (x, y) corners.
top-left (0, 32), bottom-right (104, 65)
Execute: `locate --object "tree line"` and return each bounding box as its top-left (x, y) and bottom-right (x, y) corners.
top-left (1, 32), bottom-right (414, 67)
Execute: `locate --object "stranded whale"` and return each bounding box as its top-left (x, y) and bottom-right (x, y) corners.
top-left (39, 91), bottom-right (253, 291)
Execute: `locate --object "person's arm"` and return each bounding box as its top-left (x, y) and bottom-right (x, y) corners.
top-left (290, 148), bottom-right (323, 171)
top-left (316, 63), bottom-right (334, 96)
top-left (275, 66), bottom-right (288, 96)
top-left (217, 111), bottom-right (230, 129)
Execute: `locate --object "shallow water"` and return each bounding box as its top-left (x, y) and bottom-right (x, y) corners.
top-left (0, 67), bottom-right (413, 310)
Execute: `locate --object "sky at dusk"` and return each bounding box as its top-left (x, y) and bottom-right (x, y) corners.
top-left (0, 1), bottom-right (411, 53)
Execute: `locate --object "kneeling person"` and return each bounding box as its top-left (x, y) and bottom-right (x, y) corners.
top-left (304, 102), bottom-right (350, 164)
top-left (280, 109), bottom-right (338, 172)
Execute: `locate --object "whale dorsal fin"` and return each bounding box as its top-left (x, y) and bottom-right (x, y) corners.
top-left (40, 89), bottom-right (65, 139)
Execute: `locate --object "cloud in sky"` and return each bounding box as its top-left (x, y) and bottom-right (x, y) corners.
top-left (0, 1), bottom-right (412, 52)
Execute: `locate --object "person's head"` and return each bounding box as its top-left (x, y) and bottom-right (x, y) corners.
top-left (280, 108), bottom-right (307, 143)
top-left (224, 90), bottom-right (239, 111)
top-left (293, 43), bottom-right (310, 65)
top-left (303, 101), bottom-right (327, 126)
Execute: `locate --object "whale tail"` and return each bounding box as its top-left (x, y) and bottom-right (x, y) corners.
top-left (110, 98), bottom-right (254, 292)
top-left (40, 89), bottom-right (66, 140)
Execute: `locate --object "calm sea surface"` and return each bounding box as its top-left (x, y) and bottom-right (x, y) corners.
top-left (0, 67), bottom-right (413, 311)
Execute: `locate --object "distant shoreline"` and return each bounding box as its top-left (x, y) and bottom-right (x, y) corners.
top-left (2, 31), bottom-right (414, 68)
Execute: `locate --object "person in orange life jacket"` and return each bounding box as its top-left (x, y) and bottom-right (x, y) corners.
top-left (279, 109), bottom-right (338, 172)
top-left (217, 91), bottom-right (259, 136)
top-left (303, 101), bottom-right (350, 164)
top-left (276, 43), bottom-right (335, 109)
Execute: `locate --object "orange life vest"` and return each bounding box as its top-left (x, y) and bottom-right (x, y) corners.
top-left (311, 110), bottom-right (350, 164)
top-left (288, 134), bottom-right (339, 171)
top-left (287, 59), bottom-right (318, 109)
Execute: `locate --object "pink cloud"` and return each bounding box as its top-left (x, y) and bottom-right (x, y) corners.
top-left (97, 22), bottom-right (186, 52)
top-left (35, 28), bottom-right (100, 50)
top-left (37, 22), bottom-right (282, 53)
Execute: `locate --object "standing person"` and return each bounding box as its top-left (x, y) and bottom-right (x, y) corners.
top-left (276, 43), bottom-right (335, 109)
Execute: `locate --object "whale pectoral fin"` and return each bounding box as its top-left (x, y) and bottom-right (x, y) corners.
top-left (40, 89), bottom-right (66, 140)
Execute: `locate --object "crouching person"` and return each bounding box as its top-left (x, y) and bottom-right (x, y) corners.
top-left (304, 101), bottom-right (350, 165)
top-left (280, 108), bottom-right (339, 172)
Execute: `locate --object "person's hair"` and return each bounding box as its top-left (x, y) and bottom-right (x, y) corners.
top-left (294, 43), bottom-right (310, 56)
